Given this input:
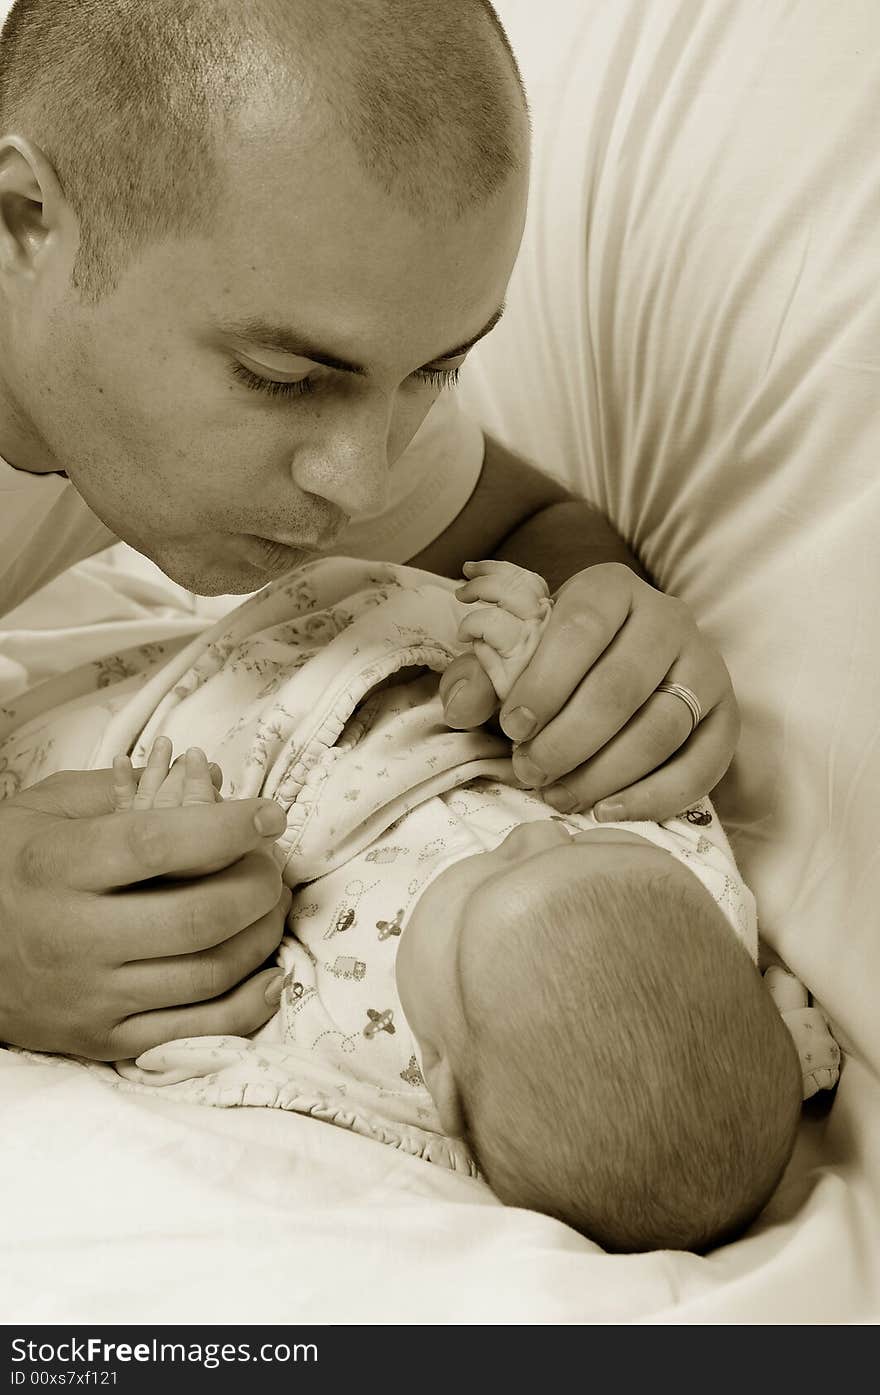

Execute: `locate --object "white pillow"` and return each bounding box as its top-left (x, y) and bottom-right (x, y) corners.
top-left (460, 0), bottom-right (880, 1069)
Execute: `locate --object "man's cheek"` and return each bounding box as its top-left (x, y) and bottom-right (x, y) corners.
top-left (387, 397), bottom-right (435, 465)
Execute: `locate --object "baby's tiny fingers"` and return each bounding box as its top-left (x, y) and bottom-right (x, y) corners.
top-left (461, 559), bottom-right (504, 578)
top-left (457, 560), bottom-right (550, 621)
top-left (456, 576), bottom-right (508, 606)
top-left (112, 755), bottom-right (138, 812)
top-left (457, 605), bottom-right (524, 656)
top-left (183, 747), bottom-right (218, 806)
top-left (132, 736), bottom-right (174, 810)
top-left (150, 754), bottom-right (188, 809)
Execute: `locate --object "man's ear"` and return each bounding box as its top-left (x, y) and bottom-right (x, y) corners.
top-left (0, 135), bottom-right (67, 283)
top-left (421, 1046), bottom-right (466, 1138)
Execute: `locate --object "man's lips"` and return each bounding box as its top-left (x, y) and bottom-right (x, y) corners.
top-left (254, 515), bottom-right (346, 550)
top-left (232, 530), bottom-right (341, 570)
top-left (260, 534), bottom-right (323, 550)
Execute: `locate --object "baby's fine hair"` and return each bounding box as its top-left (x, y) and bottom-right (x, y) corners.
top-left (457, 863), bottom-right (803, 1253)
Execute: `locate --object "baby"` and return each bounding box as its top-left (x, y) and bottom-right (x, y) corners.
top-left (93, 559), bottom-right (820, 1256)
top-left (117, 737), bottom-right (803, 1254)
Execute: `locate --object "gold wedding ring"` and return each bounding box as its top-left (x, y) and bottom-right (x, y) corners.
top-left (656, 682), bottom-right (703, 736)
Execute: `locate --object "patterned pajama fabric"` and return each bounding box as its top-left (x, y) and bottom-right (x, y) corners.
top-left (0, 558), bottom-right (835, 1156)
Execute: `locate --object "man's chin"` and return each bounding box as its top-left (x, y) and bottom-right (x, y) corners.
top-left (145, 536), bottom-right (320, 597)
top-left (152, 552), bottom-right (269, 598)
top-left (191, 575), bottom-right (264, 597)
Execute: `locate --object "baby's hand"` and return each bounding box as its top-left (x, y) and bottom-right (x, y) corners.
top-left (112, 737), bottom-right (223, 814)
top-left (763, 965), bottom-right (841, 1100)
top-left (454, 559), bottom-right (553, 701)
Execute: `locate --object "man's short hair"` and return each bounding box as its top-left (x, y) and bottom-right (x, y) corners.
top-left (0, 0), bottom-right (527, 300)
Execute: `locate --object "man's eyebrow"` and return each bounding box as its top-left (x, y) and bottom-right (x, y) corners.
top-left (434, 304), bottom-right (506, 362)
top-left (222, 305), bottom-right (506, 376)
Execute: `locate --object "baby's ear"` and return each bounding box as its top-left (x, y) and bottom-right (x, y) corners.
top-left (421, 1047), bottom-right (466, 1138)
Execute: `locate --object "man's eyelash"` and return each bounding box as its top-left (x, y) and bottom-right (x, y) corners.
top-left (230, 362), bottom-right (314, 398)
top-left (230, 360), bottom-right (461, 399)
top-left (415, 365), bottom-right (462, 391)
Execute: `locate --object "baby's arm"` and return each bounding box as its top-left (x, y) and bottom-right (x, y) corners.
top-left (454, 559), bottom-right (553, 701)
top-left (763, 965), bottom-right (841, 1100)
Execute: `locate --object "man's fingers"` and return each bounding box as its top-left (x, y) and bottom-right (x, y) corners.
top-left (440, 651), bottom-right (498, 729)
top-left (14, 766), bottom-right (140, 821)
top-left (106, 968), bottom-right (288, 1062)
top-left (29, 796), bottom-right (287, 894)
top-left (511, 614), bottom-right (677, 788)
top-left (498, 569), bottom-right (632, 742)
top-left (541, 686), bottom-right (701, 815)
top-left (120, 885), bottom-right (291, 1009)
top-left (590, 705), bottom-right (739, 823)
top-left (91, 848), bottom-right (283, 957)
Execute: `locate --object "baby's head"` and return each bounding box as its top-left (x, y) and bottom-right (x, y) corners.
top-left (396, 820), bottom-right (802, 1253)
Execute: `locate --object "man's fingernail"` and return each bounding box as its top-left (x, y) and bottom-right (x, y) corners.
top-left (254, 802), bottom-right (285, 836)
top-left (502, 706), bottom-right (537, 742)
top-left (264, 974), bottom-right (285, 1007)
top-left (443, 678), bottom-right (468, 719)
top-left (514, 754), bottom-right (546, 788)
top-left (594, 801), bottom-right (626, 823)
top-left (544, 785), bottom-right (577, 814)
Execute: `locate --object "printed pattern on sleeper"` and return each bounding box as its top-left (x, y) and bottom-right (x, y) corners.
top-left (1, 554), bottom-right (766, 1161)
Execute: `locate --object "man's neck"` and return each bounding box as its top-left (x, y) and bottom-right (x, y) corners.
top-left (0, 376), bottom-right (63, 473)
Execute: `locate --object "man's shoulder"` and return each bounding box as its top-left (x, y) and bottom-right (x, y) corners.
top-left (0, 460), bottom-right (117, 619)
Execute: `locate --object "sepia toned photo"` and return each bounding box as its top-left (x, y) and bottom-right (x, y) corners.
top-left (0, 0), bottom-right (876, 1342)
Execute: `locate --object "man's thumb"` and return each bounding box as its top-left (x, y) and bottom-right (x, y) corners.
top-left (13, 766), bottom-right (125, 820)
top-left (440, 652), bottom-right (497, 729)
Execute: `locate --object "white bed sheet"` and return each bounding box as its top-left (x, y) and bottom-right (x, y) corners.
top-left (1, 550), bottom-right (877, 1324)
top-left (4, 1047), bottom-right (878, 1325)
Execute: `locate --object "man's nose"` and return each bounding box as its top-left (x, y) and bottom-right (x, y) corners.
top-left (289, 398), bottom-right (390, 520)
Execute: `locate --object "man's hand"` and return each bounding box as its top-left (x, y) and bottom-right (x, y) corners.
top-left (0, 767), bottom-right (291, 1060)
top-left (440, 562), bottom-right (739, 823)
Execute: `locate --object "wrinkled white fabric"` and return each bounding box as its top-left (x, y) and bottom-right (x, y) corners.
top-left (460, 0), bottom-right (880, 1077)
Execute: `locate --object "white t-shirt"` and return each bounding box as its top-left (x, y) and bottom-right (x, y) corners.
top-left (0, 390), bottom-right (485, 620)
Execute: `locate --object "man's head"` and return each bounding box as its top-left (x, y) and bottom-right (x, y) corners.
top-left (396, 819), bottom-right (802, 1253)
top-left (0, 0), bottom-right (529, 593)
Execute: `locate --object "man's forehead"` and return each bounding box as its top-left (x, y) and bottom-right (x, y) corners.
top-left (203, 155), bottom-right (519, 317)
